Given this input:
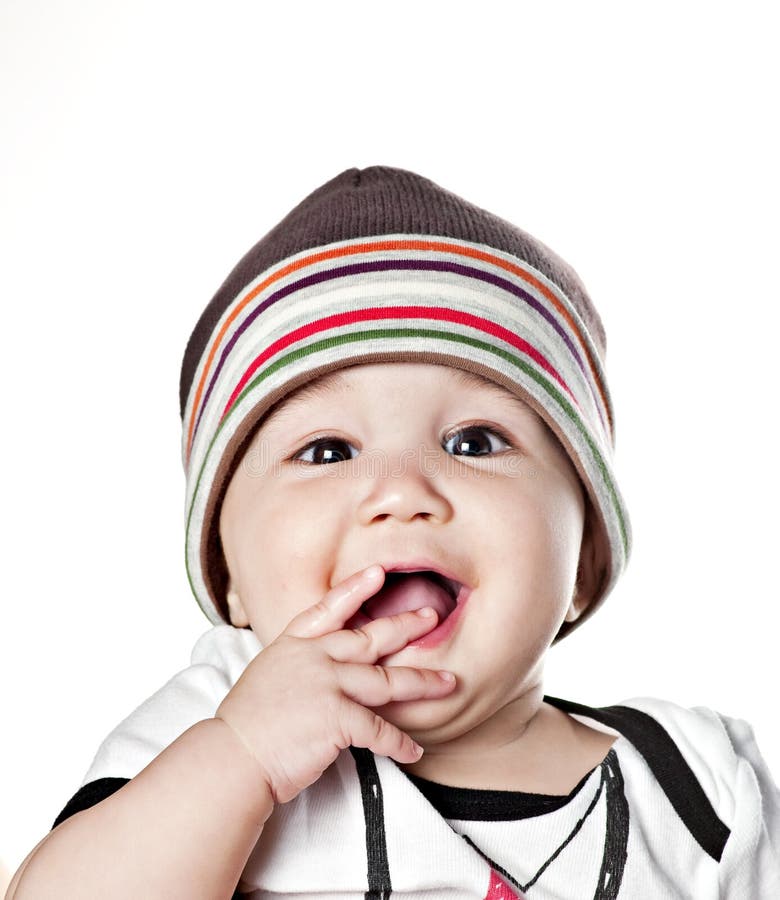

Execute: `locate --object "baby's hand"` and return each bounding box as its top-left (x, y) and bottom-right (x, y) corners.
top-left (215, 566), bottom-right (456, 805)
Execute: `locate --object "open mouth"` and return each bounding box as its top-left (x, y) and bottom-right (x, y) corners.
top-left (360, 569), bottom-right (462, 623)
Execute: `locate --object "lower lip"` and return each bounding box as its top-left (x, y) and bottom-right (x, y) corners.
top-left (406, 587), bottom-right (471, 649)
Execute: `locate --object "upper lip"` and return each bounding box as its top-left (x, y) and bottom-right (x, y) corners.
top-left (374, 559), bottom-right (471, 603)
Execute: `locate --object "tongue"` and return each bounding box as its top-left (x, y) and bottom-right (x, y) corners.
top-left (363, 574), bottom-right (452, 621)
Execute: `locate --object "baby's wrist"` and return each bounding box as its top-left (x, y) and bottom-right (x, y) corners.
top-left (208, 715), bottom-right (276, 815)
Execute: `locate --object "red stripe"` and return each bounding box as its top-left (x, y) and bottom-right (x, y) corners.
top-left (221, 305), bottom-right (575, 422)
top-left (485, 867), bottom-right (524, 898)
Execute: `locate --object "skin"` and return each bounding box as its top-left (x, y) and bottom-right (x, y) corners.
top-left (219, 362), bottom-right (616, 794)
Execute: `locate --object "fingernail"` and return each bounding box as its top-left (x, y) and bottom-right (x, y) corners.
top-left (412, 741), bottom-right (424, 757)
top-left (416, 607), bottom-right (436, 618)
top-left (363, 565), bottom-right (383, 580)
top-left (437, 671), bottom-right (456, 683)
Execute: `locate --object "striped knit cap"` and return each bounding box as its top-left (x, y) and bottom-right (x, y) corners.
top-left (179, 166), bottom-right (632, 642)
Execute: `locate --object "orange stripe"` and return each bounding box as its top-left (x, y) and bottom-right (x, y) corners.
top-left (185, 238), bottom-right (610, 464)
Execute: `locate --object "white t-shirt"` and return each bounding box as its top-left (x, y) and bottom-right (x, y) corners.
top-left (56, 625), bottom-right (780, 899)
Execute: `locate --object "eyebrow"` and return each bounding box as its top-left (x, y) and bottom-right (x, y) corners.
top-left (448, 370), bottom-right (541, 420)
top-left (261, 374), bottom-right (351, 427)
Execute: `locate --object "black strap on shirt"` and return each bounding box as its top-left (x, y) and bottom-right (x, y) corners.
top-left (51, 777), bottom-right (130, 830)
top-left (349, 746), bottom-right (393, 899)
top-left (544, 695), bottom-right (731, 861)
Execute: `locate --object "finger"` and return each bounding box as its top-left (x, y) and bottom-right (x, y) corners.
top-left (350, 703), bottom-right (423, 763)
top-left (345, 703), bottom-right (425, 764)
top-left (337, 661), bottom-right (456, 708)
top-left (286, 565), bottom-right (385, 640)
top-left (322, 607), bottom-right (441, 663)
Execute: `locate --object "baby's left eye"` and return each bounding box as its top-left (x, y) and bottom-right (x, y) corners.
top-left (443, 425), bottom-right (511, 457)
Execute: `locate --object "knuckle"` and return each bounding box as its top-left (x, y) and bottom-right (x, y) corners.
top-left (370, 713), bottom-right (391, 742)
top-left (309, 600), bottom-right (331, 621)
top-left (350, 625), bottom-right (375, 648)
top-left (372, 664), bottom-right (393, 689)
top-left (328, 698), bottom-right (352, 747)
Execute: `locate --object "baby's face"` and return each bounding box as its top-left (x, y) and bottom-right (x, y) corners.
top-left (219, 362), bottom-right (593, 742)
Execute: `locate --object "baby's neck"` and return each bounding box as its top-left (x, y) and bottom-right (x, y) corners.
top-left (399, 700), bottom-right (617, 796)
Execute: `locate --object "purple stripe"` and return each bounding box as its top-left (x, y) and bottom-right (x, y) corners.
top-left (190, 258), bottom-right (599, 454)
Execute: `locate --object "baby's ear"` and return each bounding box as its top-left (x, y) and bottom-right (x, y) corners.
top-left (564, 503), bottom-right (605, 624)
top-left (225, 579), bottom-right (251, 628)
top-left (564, 571), bottom-right (589, 623)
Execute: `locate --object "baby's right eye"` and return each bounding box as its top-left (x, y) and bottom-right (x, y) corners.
top-left (293, 436), bottom-right (358, 465)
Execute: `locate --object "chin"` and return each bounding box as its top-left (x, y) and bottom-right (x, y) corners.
top-left (374, 693), bottom-right (462, 743)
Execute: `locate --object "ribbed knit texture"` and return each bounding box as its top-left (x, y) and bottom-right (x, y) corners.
top-left (178, 166), bottom-right (631, 640)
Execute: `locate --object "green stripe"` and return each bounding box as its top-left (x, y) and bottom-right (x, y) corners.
top-left (185, 328), bottom-right (629, 608)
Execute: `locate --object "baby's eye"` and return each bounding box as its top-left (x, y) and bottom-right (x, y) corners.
top-left (443, 424), bottom-right (512, 457)
top-left (293, 437), bottom-right (358, 465)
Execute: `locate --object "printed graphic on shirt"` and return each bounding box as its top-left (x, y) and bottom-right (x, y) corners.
top-left (351, 747), bottom-right (628, 899)
top-left (462, 750), bottom-right (628, 899)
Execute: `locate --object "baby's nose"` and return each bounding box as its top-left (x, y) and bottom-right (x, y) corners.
top-left (355, 445), bottom-right (453, 525)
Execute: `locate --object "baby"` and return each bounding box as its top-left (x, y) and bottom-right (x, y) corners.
top-left (8, 166), bottom-right (779, 899)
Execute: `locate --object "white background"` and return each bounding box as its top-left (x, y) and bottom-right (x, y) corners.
top-left (1, 0), bottom-right (778, 881)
